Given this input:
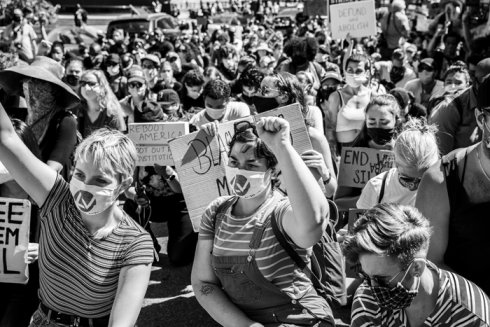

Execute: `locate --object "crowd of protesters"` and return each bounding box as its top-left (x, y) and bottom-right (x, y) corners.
top-left (1, 0), bottom-right (490, 326)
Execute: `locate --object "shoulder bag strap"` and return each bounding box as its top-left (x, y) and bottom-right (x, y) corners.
top-left (213, 197), bottom-right (236, 233)
top-left (378, 171), bottom-right (389, 204)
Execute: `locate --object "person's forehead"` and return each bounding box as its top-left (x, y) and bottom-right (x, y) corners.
top-left (368, 105), bottom-right (393, 118)
top-left (75, 156), bottom-right (117, 180)
top-left (230, 141), bottom-right (259, 159)
top-left (205, 96), bottom-right (227, 107)
top-left (359, 253), bottom-right (400, 276)
top-left (446, 71), bottom-right (465, 81)
top-left (82, 73), bottom-right (98, 82)
top-left (347, 61), bottom-right (365, 70)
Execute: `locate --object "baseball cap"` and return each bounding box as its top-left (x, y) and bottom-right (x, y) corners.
top-left (419, 58), bottom-right (435, 69)
top-left (158, 89), bottom-right (180, 106)
top-left (127, 65), bottom-right (145, 84)
top-left (141, 54), bottom-right (161, 67)
top-left (321, 71), bottom-right (342, 83)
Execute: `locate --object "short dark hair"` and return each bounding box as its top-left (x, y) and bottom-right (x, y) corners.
top-left (239, 68), bottom-right (264, 89)
top-left (203, 79), bottom-right (231, 100)
top-left (346, 53), bottom-right (371, 71)
top-left (182, 69), bottom-right (205, 87)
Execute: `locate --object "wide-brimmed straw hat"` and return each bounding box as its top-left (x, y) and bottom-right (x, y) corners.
top-left (0, 56), bottom-right (80, 109)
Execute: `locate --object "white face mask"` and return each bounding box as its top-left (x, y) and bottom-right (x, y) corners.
top-left (205, 106), bottom-right (226, 120)
top-left (69, 178), bottom-right (118, 215)
top-left (225, 166), bottom-right (271, 199)
top-left (345, 73), bottom-right (367, 88)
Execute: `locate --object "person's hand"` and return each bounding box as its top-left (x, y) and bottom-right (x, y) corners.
top-left (154, 164), bottom-right (175, 179)
top-left (152, 1), bottom-right (162, 13)
top-left (301, 149), bottom-right (330, 182)
top-left (26, 243), bottom-right (39, 264)
top-left (256, 117), bottom-right (290, 153)
top-left (201, 121), bottom-right (219, 137)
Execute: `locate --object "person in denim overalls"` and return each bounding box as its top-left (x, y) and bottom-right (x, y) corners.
top-left (192, 117), bottom-right (335, 326)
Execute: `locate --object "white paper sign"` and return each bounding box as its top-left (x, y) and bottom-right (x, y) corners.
top-left (330, 0), bottom-right (377, 39)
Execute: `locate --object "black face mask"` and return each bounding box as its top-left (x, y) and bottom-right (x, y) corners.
top-left (292, 54), bottom-right (308, 66)
top-left (252, 95), bottom-right (280, 113)
top-left (390, 66), bottom-right (406, 84)
top-left (241, 94), bottom-right (254, 106)
top-left (318, 86), bottom-right (337, 102)
top-left (64, 75), bottom-right (80, 87)
top-left (367, 127), bottom-right (395, 145)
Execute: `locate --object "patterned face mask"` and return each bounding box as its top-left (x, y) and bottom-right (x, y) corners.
top-left (368, 260), bottom-right (421, 310)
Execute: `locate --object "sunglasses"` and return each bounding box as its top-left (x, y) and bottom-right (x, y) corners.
top-left (128, 82), bottom-right (144, 88)
top-left (79, 80), bottom-right (98, 87)
top-left (142, 64), bottom-right (156, 69)
top-left (418, 64), bottom-right (434, 72)
top-left (234, 120), bottom-right (258, 136)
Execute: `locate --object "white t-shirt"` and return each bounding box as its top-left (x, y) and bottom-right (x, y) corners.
top-left (190, 101), bottom-right (250, 129)
top-left (356, 168), bottom-right (417, 209)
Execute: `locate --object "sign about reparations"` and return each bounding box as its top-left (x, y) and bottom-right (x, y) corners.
top-left (128, 122), bottom-right (189, 166)
top-left (169, 104), bottom-right (312, 232)
top-left (338, 147), bottom-right (395, 188)
top-left (0, 197), bottom-right (30, 284)
top-left (330, 0), bottom-right (376, 39)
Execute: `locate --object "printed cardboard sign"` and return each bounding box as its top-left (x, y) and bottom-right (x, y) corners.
top-left (128, 122), bottom-right (189, 166)
top-left (330, 0), bottom-right (376, 39)
top-left (0, 197), bottom-right (31, 284)
top-left (338, 147), bottom-right (395, 188)
top-left (169, 104), bottom-right (312, 232)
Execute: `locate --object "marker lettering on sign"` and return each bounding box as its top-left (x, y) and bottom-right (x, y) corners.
top-left (0, 226), bottom-right (20, 246)
top-left (0, 201), bottom-right (24, 224)
top-left (216, 176), bottom-right (229, 196)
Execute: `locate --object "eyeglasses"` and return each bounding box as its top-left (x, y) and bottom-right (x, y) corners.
top-left (79, 80), bottom-right (98, 87)
top-left (128, 82), bottom-right (143, 88)
top-left (234, 120), bottom-right (258, 136)
top-left (258, 86), bottom-right (281, 96)
top-left (357, 269), bottom-right (404, 287)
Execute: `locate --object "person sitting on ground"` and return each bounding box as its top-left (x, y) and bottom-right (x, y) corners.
top-left (357, 118), bottom-right (439, 209)
top-left (416, 75), bottom-right (490, 296)
top-left (180, 69), bottom-right (206, 112)
top-left (0, 104), bottom-right (154, 326)
top-left (192, 117), bottom-right (335, 326)
top-left (343, 203), bottom-right (490, 327)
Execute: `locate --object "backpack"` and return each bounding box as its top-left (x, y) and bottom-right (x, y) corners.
top-left (214, 196), bottom-right (347, 307)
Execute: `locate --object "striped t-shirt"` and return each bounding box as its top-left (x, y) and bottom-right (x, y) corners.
top-left (351, 261), bottom-right (490, 326)
top-left (199, 192), bottom-right (314, 299)
top-left (38, 175), bottom-right (154, 318)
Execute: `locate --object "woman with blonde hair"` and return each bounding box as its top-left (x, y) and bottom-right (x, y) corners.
top-left (76, 69), bottom-right (126, 138)
top-left (357, 118), bottom-right (440, 208)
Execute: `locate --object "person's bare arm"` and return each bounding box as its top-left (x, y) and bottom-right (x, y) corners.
top-left (325, 91), bottom-right (340, 156)
top-left (308, 126), bottom-right (337, 198)
top-left (191, 239), bottom-right (263, 327)
top-left (0, 103), bottom-right (56, 207)
top-left (415, 162), bottom-right (451, 269)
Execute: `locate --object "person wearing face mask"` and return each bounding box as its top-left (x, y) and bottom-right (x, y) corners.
top-left (62, 58), bottom-right (84, 94)
top-left (376, 49), bottom-right (416, 90)
top-left (0, 56), bottom-right (80, 181)
top-left (357, 118), bottom-right (439, 209)
top-left (103, 53), bottom-right (127, 100)
top-left (156, 60), bottom-right (183, 93)
top-left (76, 70), bottom-right (126, 138)
top-left (0, 111), bottom-right (154, 326)
top-left (1, 8), bottom-right (38, 63)
top-left (404, 58), bottom-right (444, 110)
top-left (237, 68), bottom-right (264, 115)
top-left (326, 54), bottom-right (372, 154)
top-left (166, 51), bottom-right (184, 81)
top-left (156, 89), bottom-right (191, 122)
top-left (180, 69), bottom-right (205, 112)
top-left (317, 71), bottom-right (342, 121)
top-left (119, 66), bottom-right (149, 125)
top-left (215, 45), bottom-right (239, 83)
top-left (335, 95), bottom-right (401, 211)
top-left (427, 64), bottom-right (470, 117)
top-left (192, 118), bottom-right (336, 326)
top-left (83, 42), bottom-right (104, 70)
top-left (429, 58), bottom-right (490, 155)
top-left (189, 79), bottom-right (250, 128)
top-left (417, 75), bottom-right (490, 296)
top-left (140, 53), bottom-right (161, 89)
top-left (343, 203), bottom-right (490, 327)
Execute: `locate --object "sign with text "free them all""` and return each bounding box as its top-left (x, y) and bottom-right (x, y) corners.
top-left (0, 197), bottom-right (30, 284)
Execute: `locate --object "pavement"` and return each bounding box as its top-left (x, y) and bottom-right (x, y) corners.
top-left (138, 223), bottom-right (351, 327)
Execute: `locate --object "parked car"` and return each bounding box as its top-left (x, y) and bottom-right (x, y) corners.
top-left (46, 26), bottom-right (101, 51)
top-left (107, 12), bottom-right (184, 39)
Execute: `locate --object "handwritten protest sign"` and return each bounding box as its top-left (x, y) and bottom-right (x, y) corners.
top-left (128, 122), bottom-right (189, 166)
top-left (0, 197), bottom-right (30, 284)
top-left (330, 0), bottom-right (376, 39)
top-left (338, 147), bottom-right (395, 188)
top-left (170, 104), bottom-right (312, 232)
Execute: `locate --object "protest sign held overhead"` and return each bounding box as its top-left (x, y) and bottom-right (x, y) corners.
top-left (169, 104), bottom-right (312, 232)
top-left (338, 147), bottom-right (395, 188)
top-left (128, 122), bottom-right (189, 166)
top-left (330, 0), bottom-right (377, 39)
top-left (0, 197), bottom-right (30, 284)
